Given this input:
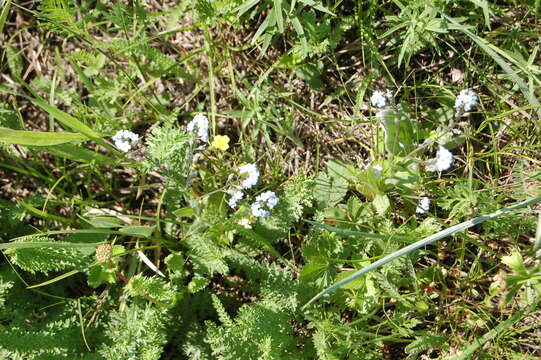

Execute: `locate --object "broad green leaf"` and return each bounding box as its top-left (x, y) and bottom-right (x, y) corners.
top-left (354, 275), bottom-right (377, 314)
top-left (501, 251), bottom-right (526, 273)
top-left (188, 276), bottom-right (209, 293)
top-left (172, 207), bottom-right (194, 217)
top-left (0, 127), bottom-right (86, 146)
top-left (377, 107), bottom-right (415, 156)
top-left (327, 159), bottom-right (357, 183)
top-left (88, 263), bottom-right (117, 288)
top-left (334, 270), bottom-right (364, 290)
top-left (5, 44), bottom-right (23, 79)
top-left (373, 194), bottom-right (390, 216)
top-left (165, 252), bottom-right (184, 273)
top-left (112, 245), bottom-right (125, 256)
top-left (414, 301), bottom-right (430, 312)
top-left (314, 172), bottom-right (348, 207)
top-left (300, 263), bottom-right (328, 281)
top-left (84, 216), bottom-right (124, 228)
top-left (118, 226), bottom-right (155, 238)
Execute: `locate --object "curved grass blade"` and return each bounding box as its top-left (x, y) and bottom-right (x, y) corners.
top-left (26, 267), bottom-right (89, 289)
top-left (302, 195), bottom-right (541, 309)
top-left (77, 298), bottom-right (92, 352)
top-left (306, 220), bottom-right (413, 242)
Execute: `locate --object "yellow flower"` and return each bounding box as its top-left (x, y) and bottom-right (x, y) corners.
top-left (211, 135), bottom-right (230, 151)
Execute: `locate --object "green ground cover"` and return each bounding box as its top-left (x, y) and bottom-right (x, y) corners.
top-left (1, 0), bottom-right (541, 358)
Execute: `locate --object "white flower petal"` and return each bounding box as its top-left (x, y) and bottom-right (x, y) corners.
top-left (187, 114), bottom-right (209, 142)
top-left (251, 201), bottom-right (270, 218)
top-left (426, 146), bottom-right (453, 172)
top-left (371, 90), bottom-right (387, 108)
top-left (112, 130), bottom-right (139, 152)
top-left (238, 163), bottom-right (260, 189)
top-left (454, 89), bottom-right (478, 113)
top-left (226, 189), bottom-right (244, 209)
top-left (416, 197), bottom-right (430, 214)
top-left (370, 89), bottom-right (393, 109)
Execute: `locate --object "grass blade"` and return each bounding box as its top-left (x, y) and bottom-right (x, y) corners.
top-left (18, 201), bottom-right (73, 224)
top-left (0, 127), bottom-right (86, 146)
top-left (0, 0), bottom-right (11, 34)
top-left (137, 245), bottom-right (166, 278)
top-left (41, 143), bottom-right (116, 165)
top-left (306, 220), bottom-right (413, 242)
top-left (26, 268), bottom-right (84, 289)
top-left (7, 228), bottom-right (156, 243)
top-left (0, 86), bottom-right (109, 147)
top-left (302, 195), bottom-right (541, 309)
top-left (77, 298), bottom-right (92, 352)
top-left (0, 241), bottom-right (102, 250)
top-left (236, 0), bottom-right (259, 17)
top-left (228, 221), bottom-right (295, 270)
top-left (298, 0), bottom-right (335, 15)
top-left (29, 96), bottom-right (101, 139)
top-left (274, 0), bottom-right (284, 33)
top-left (534, 210), bottom-right (541, 252)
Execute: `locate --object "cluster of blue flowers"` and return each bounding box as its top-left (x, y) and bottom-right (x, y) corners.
top-left (454, 89), bottom-right (478, 114)
top-left (226, 163), bottom-right (278, 218)
top-left (370, 89), bottom-right (394, 108)
top-left (251, 191), bottom-right (279, 218)
top-left (112, 130), bottom-right (139, 152)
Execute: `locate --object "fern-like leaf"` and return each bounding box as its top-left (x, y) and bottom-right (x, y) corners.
top-left (5, 235), bottom-right (92, 275)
